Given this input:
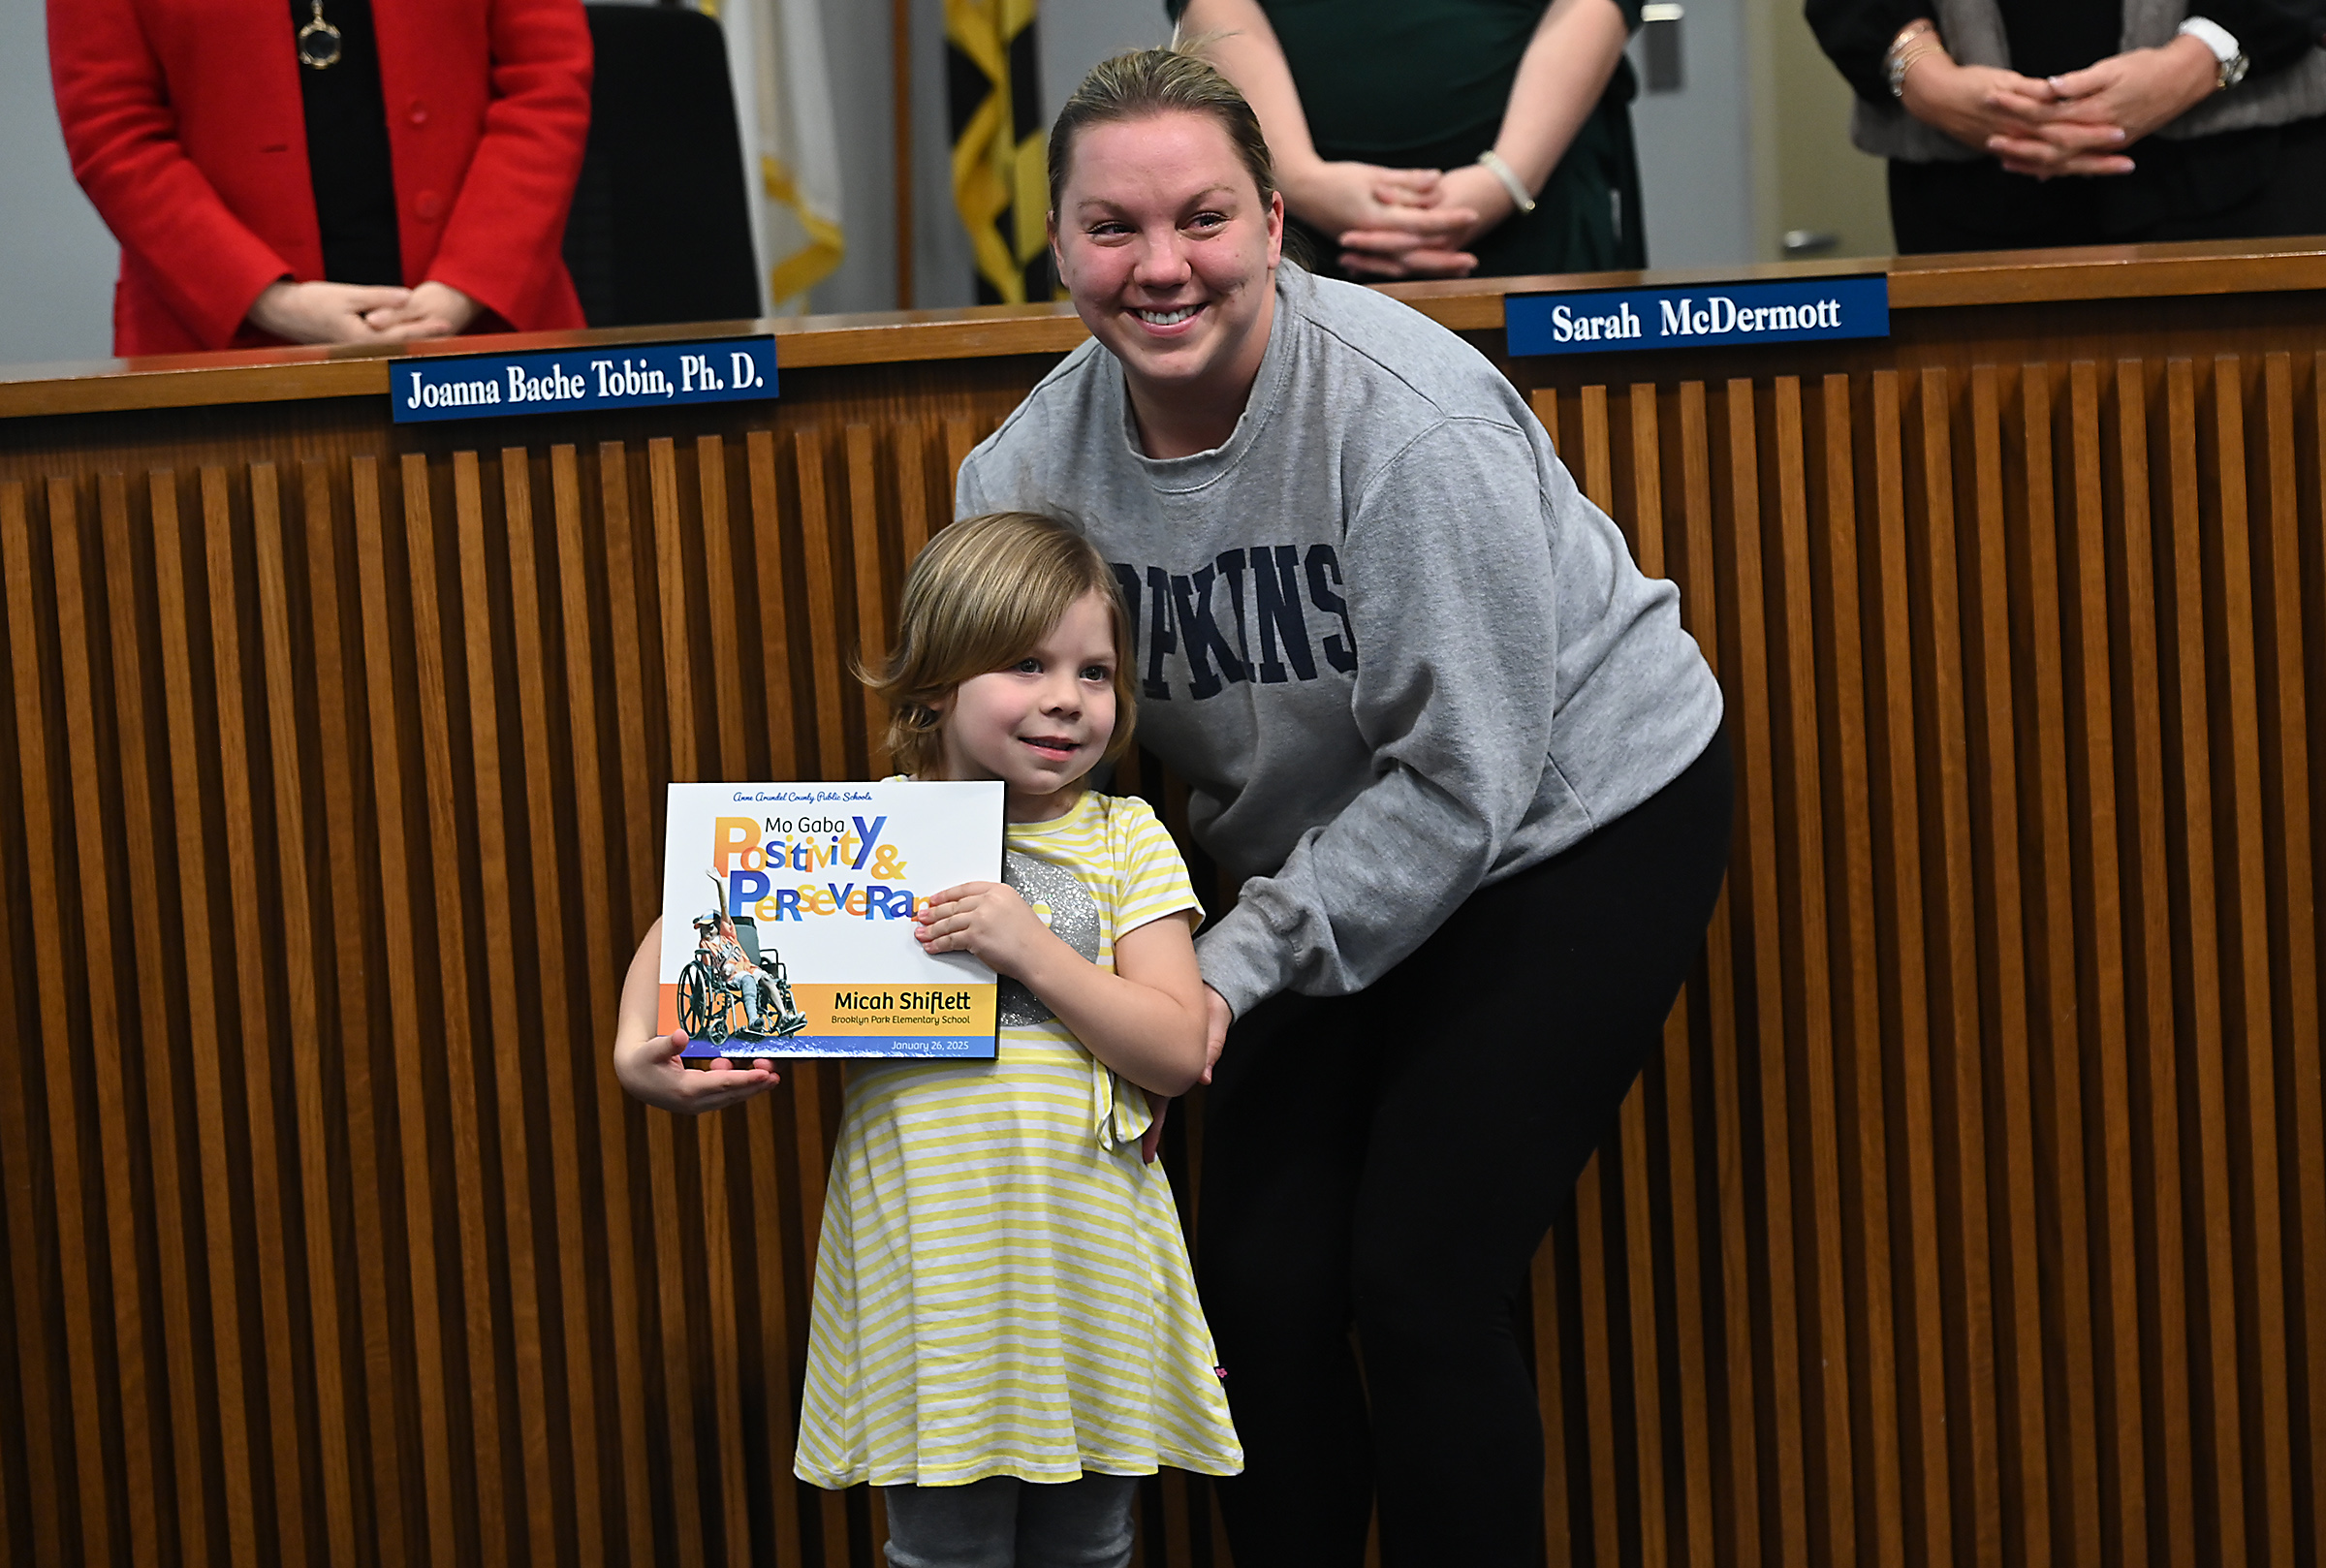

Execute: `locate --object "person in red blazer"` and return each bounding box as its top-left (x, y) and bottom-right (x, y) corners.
top-left (50, 0), bottom-right (592, 357)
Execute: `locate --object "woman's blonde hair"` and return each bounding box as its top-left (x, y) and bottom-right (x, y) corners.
top-left (864, 511), bottom-right (1139, 781)
top-left (1047, 45), bottom-right (1278, 217)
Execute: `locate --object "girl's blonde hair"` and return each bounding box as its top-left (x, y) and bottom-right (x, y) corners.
top-left (865, 512), bottom-right (1139, 781)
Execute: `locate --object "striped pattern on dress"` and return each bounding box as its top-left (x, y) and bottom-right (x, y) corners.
top-left (793, 790), bottom-right (1243, 1489)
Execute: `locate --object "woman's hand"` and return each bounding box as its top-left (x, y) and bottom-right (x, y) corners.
top-left (362, 279), bottom-right (485, 340)
top-left (1332, 161), bottom-right (1507, 278)
top-left (613, 1025), bottom-right (784, 1113)
top-left (1280, 159), bottom-right (1482, 276)
top-left (2024, 37), bottom-right (2223, 160)
top-left (1285, 161), bottom-right (1449, 231)
top-left (914, 881), bottom-right (1060, 976)
top-left (1899, 52), bottom-right (2139, 176)
top-left (246, 278), bottom-right (485, 344)
top-left (1135, 983), bottom-right (1235, 1165)
top-left (1200, 984), bottom-right (1232, 1084)
top-left (246, 280), bottom-right (416, 344)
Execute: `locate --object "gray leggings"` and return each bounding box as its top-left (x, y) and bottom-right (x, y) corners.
top-left (882, 1474), bottom-right (1136, 1568)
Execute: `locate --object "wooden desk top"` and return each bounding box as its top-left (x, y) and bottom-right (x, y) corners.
top-left (4, 235), bottom-right (2322, 422)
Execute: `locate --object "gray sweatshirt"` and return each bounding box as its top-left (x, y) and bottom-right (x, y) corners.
top-left (957, 262), bottom-right (1723, 1019)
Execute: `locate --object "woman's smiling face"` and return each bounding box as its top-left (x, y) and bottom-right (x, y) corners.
top-left (1051, 110), bottom-right (1283, 452)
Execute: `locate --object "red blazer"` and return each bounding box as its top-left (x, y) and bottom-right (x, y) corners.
top-left (50, 0), bottom-right (592, 356)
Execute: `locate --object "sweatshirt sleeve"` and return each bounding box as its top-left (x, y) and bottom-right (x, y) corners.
top-left (956, 448), bottom-right (997, 516)
top-left (1193, 415), bottom-right (1562, 1018)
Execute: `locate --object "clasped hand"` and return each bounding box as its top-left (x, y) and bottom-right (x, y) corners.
top-left (247, 277), bottom-right (483, 345)
top-left (1283, 160), bottom-right (1508, 280)
top-left (1903, 36), bottom-right (2219, 178)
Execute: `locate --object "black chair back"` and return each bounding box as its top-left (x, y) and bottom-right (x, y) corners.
top-left (563, 5), bottom-right (763, 329)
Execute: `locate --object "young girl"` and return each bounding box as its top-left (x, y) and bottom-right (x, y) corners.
top-left (612, 510), bottom-right (1242, 1568)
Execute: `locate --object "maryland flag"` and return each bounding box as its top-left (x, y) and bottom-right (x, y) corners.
top-left (947, 0), bottom-right (1048, 304)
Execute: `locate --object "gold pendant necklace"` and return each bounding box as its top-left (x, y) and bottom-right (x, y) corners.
top-left (298, 0), bottom-right (343, 69)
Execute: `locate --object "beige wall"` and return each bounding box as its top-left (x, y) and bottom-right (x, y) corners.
top-left (1746, 0), bottom-right (1896, 262)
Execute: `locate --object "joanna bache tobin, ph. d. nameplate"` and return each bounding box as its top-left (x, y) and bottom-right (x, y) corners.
top-left (658, 780), bottom-right (1005, 1060)
top-left (1505, 275), bottom-right (1889, 358)
top-left (391, 335), bottom-right (778, 423)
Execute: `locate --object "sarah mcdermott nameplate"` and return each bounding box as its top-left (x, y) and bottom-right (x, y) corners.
top-left (392, 334), bottom-right (779, 423)
top-left (1505, 275), bottom-right (1888, 358)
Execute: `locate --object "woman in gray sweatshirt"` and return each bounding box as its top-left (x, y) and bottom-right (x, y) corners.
top-left (957, 47), bottom-right (1730, 1567)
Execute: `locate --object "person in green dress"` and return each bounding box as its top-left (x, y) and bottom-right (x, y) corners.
top-left (1170, 0), bottom-right (1647, 279)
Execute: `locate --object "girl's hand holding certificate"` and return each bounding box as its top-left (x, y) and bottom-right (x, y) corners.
top-left (612, 916), bottom-right (784, 1113)
top-left (911, 879), bottom-right (1058, 972)
top-left (915, 876), bottom-right (1212, 1102)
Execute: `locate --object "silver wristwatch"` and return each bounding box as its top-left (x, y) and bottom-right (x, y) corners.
top-left (2178, 16), bottom-right (2250, 91)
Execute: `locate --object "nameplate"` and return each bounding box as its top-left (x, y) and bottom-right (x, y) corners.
top-left (392, 335), bottom-right (779, 423)
top-left (1505, 276), bottom-right (1888, 357)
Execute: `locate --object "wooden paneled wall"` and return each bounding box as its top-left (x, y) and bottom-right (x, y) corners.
top-left (4, 351), bottom-right (2324, 1568)
top-left (1524, 352), bottom-right (2326, 1568)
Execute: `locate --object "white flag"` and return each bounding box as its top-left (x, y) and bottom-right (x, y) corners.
top-left (716, 0), bottom-right (845, 313)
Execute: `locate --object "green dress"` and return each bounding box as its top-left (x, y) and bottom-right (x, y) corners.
top-left (1171, 0), bottom-right (1648, 276)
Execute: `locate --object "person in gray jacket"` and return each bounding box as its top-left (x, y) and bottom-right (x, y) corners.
top-left (1807, 0), bottom-right (2326, 251)
top-left (957, 47), bottom-right (1729, 1567)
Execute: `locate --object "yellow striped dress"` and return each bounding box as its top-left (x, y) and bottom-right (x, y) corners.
top-left (793, 788), bottom-right (1244, 1489)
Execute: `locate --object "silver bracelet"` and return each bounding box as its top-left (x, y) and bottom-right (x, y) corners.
top-left (1883, 17), bottom-right (1944, 99)
top-left (1477, 149), bottom-right (1536, 215)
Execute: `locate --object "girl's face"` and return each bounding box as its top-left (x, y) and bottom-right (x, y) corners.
top-left (934, 589), bottom-right (1120, 822)
top-left (1051, 110), bottom-right (1283, 426)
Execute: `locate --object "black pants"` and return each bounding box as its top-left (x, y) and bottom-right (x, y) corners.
top-left (1198, 730), bottom-right (1732, 1566)
top-left (1888, 113), bottom-right (2326, 254)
